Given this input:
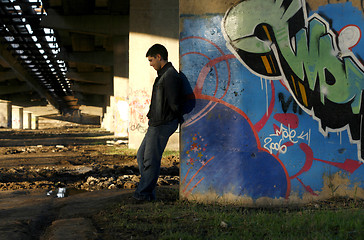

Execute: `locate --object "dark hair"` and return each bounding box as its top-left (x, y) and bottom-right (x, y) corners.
top-left (146, 44), bottom-right (168, 61)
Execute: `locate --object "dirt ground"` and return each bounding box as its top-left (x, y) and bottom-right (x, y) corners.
top-left (0, 122), bottom-right (180, 240)
top-left (0, 124), bottom-right (179, 192)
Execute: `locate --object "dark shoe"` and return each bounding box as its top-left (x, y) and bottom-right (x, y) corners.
top-left (132, 193), bottom-right (155, 203)
top-left (131, 196), bottom-right (148, 204)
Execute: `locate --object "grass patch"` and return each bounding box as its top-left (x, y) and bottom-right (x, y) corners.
top-left (105, 146), bottom-right (137, 156)
top-left (93, 188), bottom-right (364, 240)
top-left (89, 140), bottom-right (109, 145)
top-left (162, 150), bottom-right (179, 158)
top-left (104, 146), bottom-right (178, 158)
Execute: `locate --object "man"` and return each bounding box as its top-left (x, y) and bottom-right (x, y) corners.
top-left (133, 44), bottom-right (182, 201)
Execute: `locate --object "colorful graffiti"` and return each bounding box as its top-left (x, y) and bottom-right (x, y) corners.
top-left (129, 89), bottom-right (150, 133)
top-left (180, 0), bottom-right (364, 201)
top-left (222, 0), bottom-right (364, 161)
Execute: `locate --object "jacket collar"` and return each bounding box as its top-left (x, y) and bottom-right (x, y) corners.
top-left (157, 62), bottom-right (172, 77)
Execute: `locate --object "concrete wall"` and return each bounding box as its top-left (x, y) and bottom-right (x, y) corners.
top-left (100, 32), bottom-right (129, 137)
top-left (180, 0), bottom-right (364, 205)
top-left (101, 96), bottom-right (128, 137)
top-left (128, 0), bottom-right (180, 150)
top-left (23, 112), bottom-right (32, 129)
top-left (0, 102), bottom-right (42, 130)
top-left (0, 100), bottom-right (11, 128)
top-left (101, 97), bottom-right (115, 132)
top-left (12, 106), bottom-right (23, 129)
top-left (113, 36), bottom-right (129, 138)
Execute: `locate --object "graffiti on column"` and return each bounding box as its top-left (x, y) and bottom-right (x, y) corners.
top-left (222, 0), bottom-right (364, 162)
top-left (129, 89), bottom-right (150, 133)
top-left (180, 16), bottom-right (291, 200)
top-left (180, 1), bottom-right (364, 200)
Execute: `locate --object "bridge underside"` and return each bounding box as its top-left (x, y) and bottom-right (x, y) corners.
top-left (0, 0), bottom-right (129, 122)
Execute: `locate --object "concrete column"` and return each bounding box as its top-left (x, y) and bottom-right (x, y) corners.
top-left (12, 106), bottom-right (23, 129)
top-left (0, 100), bottom-right (11, 128)
top-left (24, 112), bottom-right (32, 129)
top-left (128, 0), bottom-right (180, 150)
top-left (31, 115), bottom-right (39, 130)
top-left (101, 96), bottom-right (114, 132)
top-left (113, 36), bottom-right (129, 138)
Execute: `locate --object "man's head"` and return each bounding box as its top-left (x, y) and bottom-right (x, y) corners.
top-left (146, 44), bottom-right (168, 71)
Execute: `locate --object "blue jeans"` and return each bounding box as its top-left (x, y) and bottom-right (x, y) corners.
top-left (134, 119), bottom-right (178, 200)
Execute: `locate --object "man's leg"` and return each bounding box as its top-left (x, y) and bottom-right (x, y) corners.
top-left (136, 136), bottom-right (147, 177)
top-left (134, 119), bottom-right (178, 200)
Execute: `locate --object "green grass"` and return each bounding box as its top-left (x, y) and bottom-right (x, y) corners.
top-left (104, 146), bottom-right (178, 158)
top-left (161, 149), bottom-right (179, 157)
top-left (105, 146), bottom-right (137, 156)
top-left (93, 188), bottom-right (364, 240)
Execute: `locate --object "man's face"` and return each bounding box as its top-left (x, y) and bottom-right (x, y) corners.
top-left (147, 54), bottom-right (162, 71)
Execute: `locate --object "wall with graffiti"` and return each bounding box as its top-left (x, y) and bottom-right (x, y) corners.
top-left (180, 0), bottom-right (364, 204)
top-left (129, 89), bottom-right (150, 134)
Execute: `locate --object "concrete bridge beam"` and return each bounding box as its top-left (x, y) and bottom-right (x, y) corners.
top-left (40, 10), bottom-right (129, 36)
top-left (66, 71), bottom-right (112, 84)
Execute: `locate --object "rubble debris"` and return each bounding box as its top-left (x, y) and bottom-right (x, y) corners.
top-left (0, 127), bottom-right (179, 193)
top-left (106, 140), bottom-right (128, 146)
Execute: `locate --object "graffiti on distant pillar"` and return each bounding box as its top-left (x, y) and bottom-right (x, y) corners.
top-left (222, 0), bottom-right (364, 161)
top-left (129, 89), bottom-right (150, 133)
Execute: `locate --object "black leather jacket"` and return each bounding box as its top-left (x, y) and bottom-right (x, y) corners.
top-left (147, 62), bottom-right (182, 126)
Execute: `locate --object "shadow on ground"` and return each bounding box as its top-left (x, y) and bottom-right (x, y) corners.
top-left (0, 186), bottom-right (179, 240)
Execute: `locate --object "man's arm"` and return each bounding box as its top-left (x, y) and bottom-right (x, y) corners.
top-left (164, 69), bottom-right (182, 114)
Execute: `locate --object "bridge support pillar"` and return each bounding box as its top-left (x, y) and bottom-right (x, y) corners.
top-left (128, 0), bottom-right (180, 150)
top-left (24, 112), bottom-right (32, 129)
top-left (12, 106), bottom-right (23, 129)
top-left (112, 36), bottom-right (129, 138)
top-left (0, 100), bottom-right (12, 128)
top-left (31, 115), bottom-right (39, 130)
